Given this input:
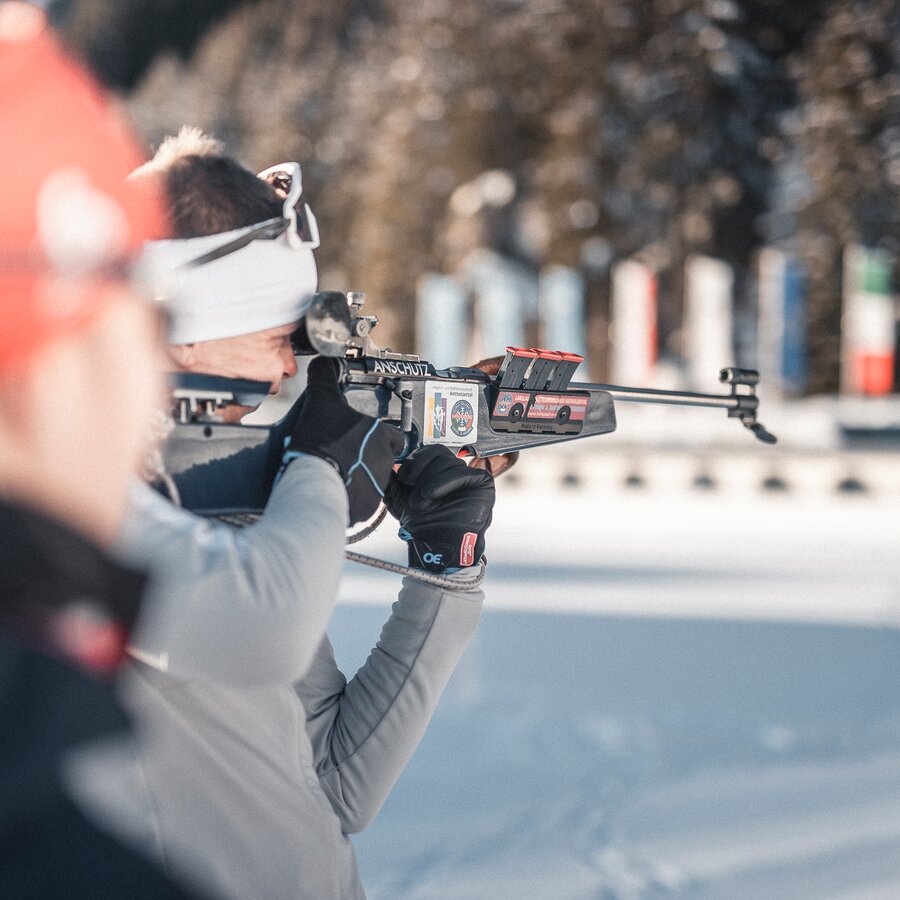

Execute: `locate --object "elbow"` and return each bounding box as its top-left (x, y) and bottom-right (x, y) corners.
top-left (337, 805), bottom-right (379, 835)
top-left (322, 779), bottom-right (384, 834)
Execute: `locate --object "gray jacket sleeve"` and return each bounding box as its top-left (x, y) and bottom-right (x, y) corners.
top-left (115, 455), bottom-right (347, 688)
top-left (298, 573), bottom-right (483, 833)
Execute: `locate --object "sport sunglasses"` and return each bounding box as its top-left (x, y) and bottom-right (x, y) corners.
top-left (186, 161), bottom-right (320, 269)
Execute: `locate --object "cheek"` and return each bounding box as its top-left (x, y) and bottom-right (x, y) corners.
top-left (214, 344), bottom-right (284, 386)
top-left (239, 358), bottom-right (281, 390)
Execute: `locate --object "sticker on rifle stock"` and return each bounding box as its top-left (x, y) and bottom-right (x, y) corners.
top-left (424, 381), bottom-right (480, 446)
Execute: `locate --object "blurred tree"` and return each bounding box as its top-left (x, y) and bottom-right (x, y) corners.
top-left (56, 0), bottom-right (896, 388)
top-left (50, 0), bottom-right (260, 88)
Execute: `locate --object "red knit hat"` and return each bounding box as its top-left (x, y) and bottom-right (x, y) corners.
top-left (0, 2), bottom-right (168, 374)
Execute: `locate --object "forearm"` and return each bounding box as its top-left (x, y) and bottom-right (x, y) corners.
top-left (118, 455), bottom-right (347, 686)
top-left (300, 573), bottom-right (483, 833)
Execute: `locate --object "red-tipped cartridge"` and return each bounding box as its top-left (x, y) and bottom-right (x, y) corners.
top-left (546, 352), bottom-right (584, 390)
top-left (498, 346), bottom-right (539, 389)
top-left (523, 349), bottom-right (562, 390)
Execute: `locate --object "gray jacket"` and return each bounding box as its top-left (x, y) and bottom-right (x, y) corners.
top-left (107, 455), bottom-right (483, 900)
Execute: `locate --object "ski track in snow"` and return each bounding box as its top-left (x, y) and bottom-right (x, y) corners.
top-left (332, 487), bottom-right (900, 899)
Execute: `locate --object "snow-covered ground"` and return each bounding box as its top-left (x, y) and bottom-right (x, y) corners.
top-left (332, 475), bottom-right (900, 899)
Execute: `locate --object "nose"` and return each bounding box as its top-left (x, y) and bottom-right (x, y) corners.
top-left (283, 346), bottom-right (299, 380)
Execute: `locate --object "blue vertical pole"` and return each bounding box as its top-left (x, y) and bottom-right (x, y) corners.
top-left (416, 274), bottom-right (469, 368)
top-left (781, 257), bottom-right (807, 395)
top-left (539, 265), bottom-right (587, 377)
top-left (473, 258), bottom-right (525, 357)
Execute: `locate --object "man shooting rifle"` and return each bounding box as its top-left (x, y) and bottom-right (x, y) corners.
top-left (105, 129), bottom-right (495, 900)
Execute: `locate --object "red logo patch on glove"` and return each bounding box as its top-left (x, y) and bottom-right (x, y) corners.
top-left (460, 532), bottom-right (478, 567)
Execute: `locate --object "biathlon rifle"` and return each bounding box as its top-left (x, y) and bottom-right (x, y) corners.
top-left (161, 290), bottom-right (777, 519)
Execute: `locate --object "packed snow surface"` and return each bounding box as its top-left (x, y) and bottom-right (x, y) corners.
top-left (334, 484), bottom-right (900, 899)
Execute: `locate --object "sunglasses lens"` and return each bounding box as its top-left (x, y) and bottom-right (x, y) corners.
top-left (296, 204), bottom-right (316, 245)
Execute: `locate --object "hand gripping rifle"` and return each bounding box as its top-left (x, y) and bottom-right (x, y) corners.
top-left (161, 291), bottom-right (776, 528)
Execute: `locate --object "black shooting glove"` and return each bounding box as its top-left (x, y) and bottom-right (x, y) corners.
top-left (384, 445), bottom-right (495, 573)
top-left (287, 356), bottom-right (405, 525)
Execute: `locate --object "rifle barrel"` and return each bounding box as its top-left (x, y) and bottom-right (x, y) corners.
top-left (571, 382), bottom-right (742, 411)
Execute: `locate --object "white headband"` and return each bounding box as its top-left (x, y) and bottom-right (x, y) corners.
top-left (139, 223), bottom-right (317, 344)
top-left (139, 161), bottom-right (319, 345)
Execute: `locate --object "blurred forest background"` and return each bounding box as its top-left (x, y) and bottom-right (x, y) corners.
top-left (51, 0), bottom-right (900, 394)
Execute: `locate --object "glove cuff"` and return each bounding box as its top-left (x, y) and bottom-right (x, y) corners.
top-left (404, 533), bottom-right (482, 573)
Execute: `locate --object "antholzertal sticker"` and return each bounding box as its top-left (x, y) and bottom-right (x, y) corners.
top-left (423, 381), bottom-right (480, 446)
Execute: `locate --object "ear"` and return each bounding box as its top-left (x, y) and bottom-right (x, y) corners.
top-left (167, 343), bottom-right (196, 370)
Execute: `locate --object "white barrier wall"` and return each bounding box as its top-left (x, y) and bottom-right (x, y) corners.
top-left (501, 444), bottom-right (900, 501)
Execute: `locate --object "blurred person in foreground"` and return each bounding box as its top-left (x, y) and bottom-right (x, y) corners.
top-left (0, 4), bottom-right (199, 895)
top-left (93, 128), bottom-right (496, 900)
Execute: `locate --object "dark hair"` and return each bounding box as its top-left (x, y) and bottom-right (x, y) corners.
top-left (164, 154), bottom-right (283, 238)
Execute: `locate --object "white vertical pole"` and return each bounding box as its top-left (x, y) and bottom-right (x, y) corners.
top-left (610, 259), bottom-right (657, 386)
top-left (684, 255), bottom-right (734, 391)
